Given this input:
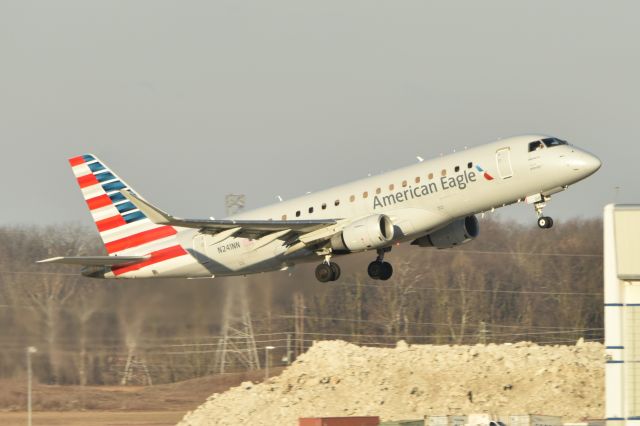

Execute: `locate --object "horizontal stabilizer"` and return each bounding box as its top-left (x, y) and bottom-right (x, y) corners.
top-left (37, 256), bottom-right (148, 266)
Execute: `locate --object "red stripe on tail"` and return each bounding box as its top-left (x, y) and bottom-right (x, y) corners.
top-left (111, 245), bottom-right (187, 276)
top-left (105, 226), bottom-right (177, 254)
top-left (96, 215), bottom-right (126, 232)
top-left (86, 194), bottom-right (112, 210)
top-left (77, 174), bottom-right (99, 188)
top-left (69, 156), bottom-right (85, 167)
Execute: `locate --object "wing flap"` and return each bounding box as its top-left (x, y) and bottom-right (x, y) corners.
top-left (37, 256), bottom-right (148, 266)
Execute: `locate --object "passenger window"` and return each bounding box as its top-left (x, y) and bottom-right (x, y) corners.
top-left (350, 195), bottom-right (355, 202)
top-left (321, 203), bottom-right (327, 210)
top-left (454, 166), bottom-right (460, 172)
top-left (308, 207), bottom-right (314, 214)
top-left (529, 141), bottom-right (544, 152)
top-left (415, 176), bottom-right (420, 184)
top-left (467, 162), bottom-right (473, 169)
top-left (363, 191), bottom-right (368, 199)
top-left (389, 184), bottom-right (395, 191)
top-left (376, 187), bottom-right (381, 195)
top-left (402, 180), bottom-right (407, 187)
top-left (296, 211), bottom-right (301, 217)
top-left (334, 200), bottom-right (340, 206)
top-left (428, 173), bottom-right (434, 180)
top-left (282, 214), bottom-right (287, 220)
top-left (441, 169), bottom-right (447, 177)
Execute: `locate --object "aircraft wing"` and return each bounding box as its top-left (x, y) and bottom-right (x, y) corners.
top-left (120, 190), bottom-right (338, 239)
top-left (37, 256), bottom-right (148, 266)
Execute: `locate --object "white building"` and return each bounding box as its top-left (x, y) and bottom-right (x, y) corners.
top-left (604, 204), bottom-right (640, 426)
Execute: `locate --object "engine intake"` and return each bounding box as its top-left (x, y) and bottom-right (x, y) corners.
top-left (411, 215), bottom-right (479, 249)
top-left (331, 214), bottom-right (394, 252)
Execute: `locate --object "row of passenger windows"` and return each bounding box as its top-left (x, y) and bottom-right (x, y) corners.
top-left (280, 162), bottom-right (475, 220)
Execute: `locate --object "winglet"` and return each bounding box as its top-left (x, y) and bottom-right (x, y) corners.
top-left (120, 190), bottom-right (174, 225)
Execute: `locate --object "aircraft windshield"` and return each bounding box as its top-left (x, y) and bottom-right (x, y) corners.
top-left (542, 137), bottom-right (568, 147)
top-left (528, 141), bottom-right (544, 152)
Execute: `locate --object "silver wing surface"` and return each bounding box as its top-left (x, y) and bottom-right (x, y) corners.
top-left (120, 190), bottom-right (339, 240)
top-left (37, 256), bottom-right (148, 266)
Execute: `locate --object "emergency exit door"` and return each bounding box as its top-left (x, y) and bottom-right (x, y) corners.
top-left (496, 148), bottom-right (513, 179)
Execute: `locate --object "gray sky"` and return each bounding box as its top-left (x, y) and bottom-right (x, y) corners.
top-left (1, 1), bottom-right (638, 227)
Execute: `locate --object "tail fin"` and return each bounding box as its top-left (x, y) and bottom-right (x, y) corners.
top-left (68, 154), bottom-right (189, 276)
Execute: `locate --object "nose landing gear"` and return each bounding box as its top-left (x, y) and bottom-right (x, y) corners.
top-left (537, 215), bottom-right (554, 229)
top-left (368, 248), bottom-right (393, 281)
top-left (533, 197), bottom-right (554, 229)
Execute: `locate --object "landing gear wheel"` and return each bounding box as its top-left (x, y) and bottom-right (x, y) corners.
top-left (315, 263), bottom-right (333, 282)
top-left (368, 261), bottom-right (393, 280)
top-left (329, 263), bottom-right (341, 281)
top-left (379, 262), bottom-right (393, 281)
top-left (368, 261), bottom-right (382, 279)
top-left (537, 216), bottom-right (554, 229)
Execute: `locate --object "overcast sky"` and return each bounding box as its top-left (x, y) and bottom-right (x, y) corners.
top-left (1, 1), bottom-right (638, 227)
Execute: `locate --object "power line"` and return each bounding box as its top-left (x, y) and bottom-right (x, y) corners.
top-left (329, 280), bottom-right (603, 296)
top-left (429, 249), bottom-right (602, 258)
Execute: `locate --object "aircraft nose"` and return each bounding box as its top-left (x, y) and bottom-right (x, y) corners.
top-left (567, 150), bottom-right (602, 175)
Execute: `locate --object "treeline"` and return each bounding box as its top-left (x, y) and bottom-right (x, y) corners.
top-left (0, 218), bottom-right (603, 386)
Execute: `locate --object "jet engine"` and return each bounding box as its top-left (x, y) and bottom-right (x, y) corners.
top-left (330, 214), bottom-right (394, 252)
top-left (411, 215), bottom-right (479, 249)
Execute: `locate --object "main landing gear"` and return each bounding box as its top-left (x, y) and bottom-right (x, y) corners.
top-left (315, 256), bottom-right (341, 283)
top-left (314, 248), bottom-right (394, 283)
top-left (534, 199), bottom-right (554, 229)
top-left (368, 248), bottom-right (393, 281)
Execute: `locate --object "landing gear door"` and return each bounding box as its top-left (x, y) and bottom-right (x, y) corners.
top-left (496, 148), bottom-right (513, 179)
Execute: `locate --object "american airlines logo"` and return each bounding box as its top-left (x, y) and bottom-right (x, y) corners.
top-left (373, 165), bottom-right (491, 209)
top-left (475, 165), bottom-right (494, 181)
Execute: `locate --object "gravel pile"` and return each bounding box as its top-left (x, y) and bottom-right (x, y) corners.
top-left (178, 340), bottom-right (604, 426)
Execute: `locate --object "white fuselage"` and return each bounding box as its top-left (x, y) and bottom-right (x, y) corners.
top-left (106, 134), bottom-right (600, 279)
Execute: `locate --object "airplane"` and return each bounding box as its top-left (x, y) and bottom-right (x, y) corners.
top-left (38, 135), bottom-right (601, 282)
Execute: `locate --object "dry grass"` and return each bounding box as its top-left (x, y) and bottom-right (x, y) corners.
top-left (0, 411), bottom-right (185, 426)
top-left (0, 367), bottom-right (285, 414)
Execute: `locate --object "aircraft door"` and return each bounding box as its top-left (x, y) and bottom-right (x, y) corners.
top-left (496, 148), bottom-right (513, 179)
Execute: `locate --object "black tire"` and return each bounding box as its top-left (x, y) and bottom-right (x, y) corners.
top-left (537, 217), bottom-right (549, 229)
top-left (379, 262), bottom-right (393, 281)
top-left (329, 263), bottom-right (341, 281)
top-left (368, 261), bottom-right (382, 279)
top-left (546, 217), bottom-right (554, 228)
top-left (315, 263), bottom-right (333, 282)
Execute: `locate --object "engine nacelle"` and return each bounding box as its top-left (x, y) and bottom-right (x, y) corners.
top-left (411, 215), bottom-right (479, 249)
top-left (330, 214), bottom-right (394, 252)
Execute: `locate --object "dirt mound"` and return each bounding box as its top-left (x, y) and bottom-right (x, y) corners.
top-left (178, 340), bottom-right (604, 426)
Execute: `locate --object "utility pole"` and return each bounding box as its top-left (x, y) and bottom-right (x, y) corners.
top-left (120, 348), bottom-right (153, 386)
top-left (225, 194), bottom-right (246, 216)
top-left (293, 292), bottom-right (305, 358)
top-left (27, 346), bottom-right (37, 426)
top-left (217, 283), bottom-right (260, 373)
top-left (216, 194), bottom-right (259, 373)
top-left (264, 346), bottom-right (275, 380)
top-left (285, 333), bottom-right (292, 365)
top-left (477, 321), bottom-right (488, 345)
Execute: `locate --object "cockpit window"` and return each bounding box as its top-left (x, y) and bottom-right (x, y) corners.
top-left (528, 141), bottom-right (544, 152)
top-left (542, 137), bottom-right (568, 147)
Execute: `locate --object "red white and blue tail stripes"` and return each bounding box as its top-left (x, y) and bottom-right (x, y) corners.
top-left (68, 154), bottom-right (190, 277)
